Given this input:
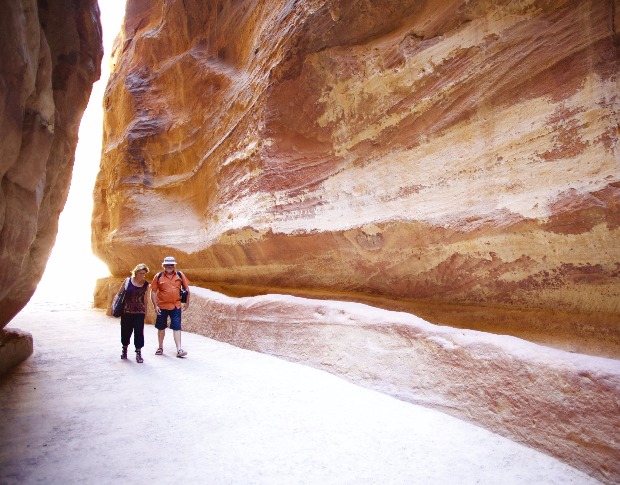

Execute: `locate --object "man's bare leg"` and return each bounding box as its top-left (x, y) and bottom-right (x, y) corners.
top-left (157, 329), bottom-right (165, 351)
top-left (173, 330), bottom-right (187, 357)
top-left (173, 329), bottom-right (182, 350)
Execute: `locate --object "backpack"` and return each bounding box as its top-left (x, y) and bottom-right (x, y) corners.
top-left (157, 271), bottom-right (188, 303)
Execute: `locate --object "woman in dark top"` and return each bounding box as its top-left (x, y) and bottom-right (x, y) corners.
top-left (120, 263), bottom-right (150, 363)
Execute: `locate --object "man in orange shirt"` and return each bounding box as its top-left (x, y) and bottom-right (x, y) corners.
top-left (150, 256), bottom-right (190, 358)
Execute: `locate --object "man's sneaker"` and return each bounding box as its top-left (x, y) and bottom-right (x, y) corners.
top-left (177, 349), bottom-right (187, 358)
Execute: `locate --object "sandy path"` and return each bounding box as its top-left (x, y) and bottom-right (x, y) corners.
top-left (0, 302), bottom-right (598, 484)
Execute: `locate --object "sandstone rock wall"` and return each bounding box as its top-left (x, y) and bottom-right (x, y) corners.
top-left (0, 0), bottom-right (103, 328)
top-left (93, 1), bottom-right (619, 352)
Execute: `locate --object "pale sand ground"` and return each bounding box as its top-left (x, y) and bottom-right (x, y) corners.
top-left (0, 301), bottom-right (598, 485)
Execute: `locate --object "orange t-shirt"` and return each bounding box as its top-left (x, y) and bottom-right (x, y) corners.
top-left (151, 271), bottom-right (190, 310)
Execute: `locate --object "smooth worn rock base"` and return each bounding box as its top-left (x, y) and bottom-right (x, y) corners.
top-left (0, 328), bottom-right (33, 375)
top-left (0, 301), bottom-right (598, 484)
top-left (183, 287), bottom-right (620, 484)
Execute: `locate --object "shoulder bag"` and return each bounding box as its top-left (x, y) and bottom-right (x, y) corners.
top-left (112, 277), bottom-right (130, 318)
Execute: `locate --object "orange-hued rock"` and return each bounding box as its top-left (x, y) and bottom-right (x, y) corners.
top-left (93, 1), bottom-right (619, 353)
top-left (184, 287), bottom-right (620, 483)
top-left (0, 0), bottom-right (102, 328)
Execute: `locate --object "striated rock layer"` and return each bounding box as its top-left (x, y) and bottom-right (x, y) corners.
top-left (93, 1), bottom-right (619, 353)
top-left (0, 0), bottom-right (103, 329)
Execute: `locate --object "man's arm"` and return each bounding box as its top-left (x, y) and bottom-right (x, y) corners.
top-left (150, 282), bottom-right (161, 315)
top-left (181, 273), bottom-right (190, 310)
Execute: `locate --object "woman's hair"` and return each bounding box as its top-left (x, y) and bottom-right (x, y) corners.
top-left (131, 263), bottom-right (150, 277)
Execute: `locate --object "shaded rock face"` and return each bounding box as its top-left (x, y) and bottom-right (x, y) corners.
top-left (93, 1), bottom-right (619, 352)
top-left (0, 0), bottom-right (103, 328)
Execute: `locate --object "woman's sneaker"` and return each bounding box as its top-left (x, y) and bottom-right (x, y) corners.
top-left (176, 349), bottom-right (187, 358)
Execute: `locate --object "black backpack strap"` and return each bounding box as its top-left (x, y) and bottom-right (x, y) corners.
top-left (177, 271), bottom-right (185, 290)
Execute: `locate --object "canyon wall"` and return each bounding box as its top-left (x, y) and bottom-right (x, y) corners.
top-left (0, 0), bottom-right (103, 329)
top-left (93, 0), bottom-right (619, 353)
top-left (91, 1), bottom-right (619, 479)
